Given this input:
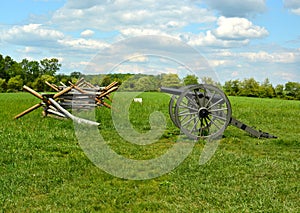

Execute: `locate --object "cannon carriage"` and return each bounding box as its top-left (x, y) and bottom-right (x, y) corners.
top-left (161, 84), bottom-right (277, 140)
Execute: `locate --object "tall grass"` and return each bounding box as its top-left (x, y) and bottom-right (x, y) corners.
top-left (0, 93), bottom-right (299, 212)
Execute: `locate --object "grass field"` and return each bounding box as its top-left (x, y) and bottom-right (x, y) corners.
top-left (0, 92), bottom-right (299, 212)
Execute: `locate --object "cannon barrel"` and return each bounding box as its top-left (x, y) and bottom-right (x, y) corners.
top-left (160, 86), bottom-right (224, 104)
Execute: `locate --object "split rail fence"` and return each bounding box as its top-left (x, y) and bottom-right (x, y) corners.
top-left (14, 78), bottom-right (119, 125)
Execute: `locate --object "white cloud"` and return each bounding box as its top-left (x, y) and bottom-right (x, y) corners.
top-left (213, 16), bottom-right (268, 40)
top-left (120, 28), bottom-right (167, 37)
top-left (203, 0), bottom-right (267, 17)
top-left (209, 59), bottom-right (232, 67)
top-left (58, 38), bottom-right (109, 51)
top-left (275, 71), bottom-right (297, 82)
top-left (81, 29), bottom-right (95, 37)
top-left (1, 24), bottom-right (64, 46)
top-left (187, 16), bottom-right (268, 48)
top-left (290, 8), bottom-right (300, 15)
top-left (240, 51), bottom-right (299, 63)
top-left (64, 0), bottom-right (101, 9)
top-left (283, 0), bottom-right (300, 15)
top-left (51, 0), bottom-right (216, 32)
top-left (187, 31), bottom-right (250, 48)
top-left (1, 24), bottom-right (108, 53)
top-left (15, 46), bottom-right (42, 55)
top-left (126, 54), bottom-right (149, 63)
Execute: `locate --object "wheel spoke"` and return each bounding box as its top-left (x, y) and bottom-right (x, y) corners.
top-left (179, 114), bottom-right (189, 123)
top-left (179, 104), bottom-right (198, 111)
top-left (207, 116), bottom-right (221, 130)
top-left (207, 98), bottom-right (224, 110)
top-left (199, 118), bottom-right (205, 136)
top-left (205, 91), bottom-right (216, 108)
top-left (181, 114), bottom-right (198, 127)
top-left (209, 107), bottom-right (228, 112)
top-left (202, 89), bottom-right (207, 107)
top-left (178, 109), bottom-right (190, 115)
top-left (211, 114), bottom-right (227, 121)
top-left (185, 95), bottom-right (199, 108)
top-left (193, 89), bottom-right (202, 107)
top-left (204, 117), bottom-right (210, 127)
top-left (190, 118), bottom-right (200, 133)
top-left (179, 111), bottom-right (198, 116)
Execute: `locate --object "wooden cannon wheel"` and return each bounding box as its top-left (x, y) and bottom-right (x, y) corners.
top-left (173, 84), bottom-right (232, 140)
top-left (168, 85), bottom-right (197, 128)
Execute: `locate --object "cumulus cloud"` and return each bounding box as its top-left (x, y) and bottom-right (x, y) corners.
top-left (203, 0), bottom-right (267, 17)
top-left (81, 29), bottom-right (95, 37)
top-left (1, 24), bottom-right (64, 47)
top-left (1, 24), bottom-right (109, 53)
top-left (283, 0), bottom-right (300, 15)
top-left (187, 16), bottom-right (268, 48)
top-left (51, 0), bottom-right (216, 32)
top-left (212, 48), bottom-right (300, 64)
top-left (120, 28), bottom-right (168, 38)
top-left (187, 31), bottom-right (250, 48)
top-left (59, 38), bottom-right (109, 51)
top-left (212, 16), bottom-right (269, 40)
top-left (240, 51), bottom-right (300, 63)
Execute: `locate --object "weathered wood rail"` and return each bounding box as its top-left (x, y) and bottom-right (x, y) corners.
top-left (14, 79), bottom-right (119, 125)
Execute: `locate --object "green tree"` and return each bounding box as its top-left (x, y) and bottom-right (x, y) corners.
top-left (161, 74), bottom-right (181, 88)
top-left (0, 55), bottom-right (17, 81)
top-left (21, 59), bottom-right (40, 83)
top-left (120, 75), bottom-right (143, 91)
top-left (56, 73), bottom-right (71, 85)
top-left (4, 56), bottom-right (15, 70)
top-left (40, 58), bottom-right (61, 76)
top-left (259, 78), bottom-right (275, 98)
top-left (223, 80), bottom-right (240, 96)
top-left (6, 62), bottom-right (23, 78)
top-left (275, 84), bottom-right (284, 98)
top-left (135, 76), bottom-right (159, 91)
top-left (0, 54), bottom-right (9, 80)
top-left (7, 75), bottom-right (23, 91)
top-left (239, 78), bottom-right (260, 97)
top-left (285, 82), bottom-right (300, 100)
top-left (201, 77), bottom-right (222, 88)
top-left (70, 71), bottom-right (82, 80)
top-left (100, 75), bottom-right (112, 87)
top-left (0, 78), bottom-right (6, 92)
top-left (135, 76), bottom-right (151, 91)
top-left (32, 75), bottom-right (56, 91)
top-left (183, 75), bottom-right (198, 85)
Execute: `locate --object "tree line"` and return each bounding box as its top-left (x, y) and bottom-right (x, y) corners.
top-left (87, 73), bottom-right (299, 100)
top-left (0, 54), bottom-right (299, 100)
top-left (0, 54), bottom-right (80, 93)
top-left (223, 78), bottom-right (300, 100)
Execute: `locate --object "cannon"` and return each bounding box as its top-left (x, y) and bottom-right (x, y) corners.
top-left (161, 84), bottom-right (277, 140)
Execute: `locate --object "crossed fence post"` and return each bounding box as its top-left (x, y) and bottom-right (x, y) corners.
top-left (14, 80), bottom-right (119, 126)
top-left (14, 85), bottom-right (74, 119)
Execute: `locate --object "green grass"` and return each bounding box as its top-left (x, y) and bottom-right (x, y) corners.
top-left (0, 93), bottom-right (299, 212)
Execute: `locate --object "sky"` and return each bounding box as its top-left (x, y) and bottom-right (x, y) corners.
top-left (0, 0), bottom-right (300, 85)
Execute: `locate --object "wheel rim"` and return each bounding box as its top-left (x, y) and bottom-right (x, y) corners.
top-left (175, 84), bottom-right (232, 140)
top-left (169, 94), bottom-right (180, 128)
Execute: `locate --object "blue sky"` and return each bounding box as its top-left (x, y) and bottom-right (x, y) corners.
top-left (0, 0), bottom-right (299, 85)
